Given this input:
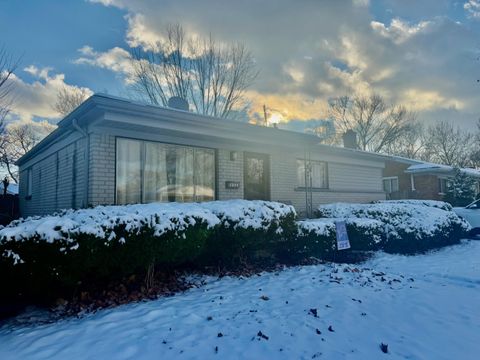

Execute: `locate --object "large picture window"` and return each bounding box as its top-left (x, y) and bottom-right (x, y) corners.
top-left (116, 138), bottom-right (215, 205)
top-left (296, 159), bottom-right (328, 189)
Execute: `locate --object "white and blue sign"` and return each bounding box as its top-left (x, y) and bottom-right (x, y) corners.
top-left (335, 221), bottom-right (351, 250)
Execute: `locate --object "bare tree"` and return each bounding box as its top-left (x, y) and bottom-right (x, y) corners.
top-left (328, 94), bottom-right (416, 153)
top-left (305, 120), bottom-right (337, 144)
top-left (53, 86), bottom-right (90, 116)
top-left (130, 24), bottom-right (258, 119)
top-left (0, 46), bottom-right (20, 131)
top-left (470, 119), bottom-right (480, 167)
top-left (424, 120), bottom-right (475, 167)
top-left (385, 121), bottom-right (426, 159)
top-left (0, 121), bottom-right (56, 183)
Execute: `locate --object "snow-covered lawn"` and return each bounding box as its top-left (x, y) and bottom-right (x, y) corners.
top-left (1, 240), bottom-right (479, 360)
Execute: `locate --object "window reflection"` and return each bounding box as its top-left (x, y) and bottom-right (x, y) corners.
top-left (296, 159), bottom-right (328, 189)
top-left (116, 139), bottom-right (142, 204)
top-left (116, 138), bottom-right (215, 204)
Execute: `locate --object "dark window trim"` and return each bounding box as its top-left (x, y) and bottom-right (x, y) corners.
top-left (115, 136), bottom-right (217, 205)
top-left (382, 176), bottom-right (399, 194)
top-left (244, 151), bottom-right (271, 201)
top-left (25, 168), bottom-right (33, 200)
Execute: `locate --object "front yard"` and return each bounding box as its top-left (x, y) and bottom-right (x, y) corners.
top-left (1, 239), bottom-right (479, 359)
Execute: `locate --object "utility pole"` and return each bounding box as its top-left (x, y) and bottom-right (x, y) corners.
top-left (304, 148), bottom-right (313, 218)
top-left (263, 104), bottom-right (268, 126)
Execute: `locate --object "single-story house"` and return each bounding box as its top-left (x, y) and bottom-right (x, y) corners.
top-left (17, 94), bottom-right (388, 218)
top-left (383, 156), bottom-right (480, 200)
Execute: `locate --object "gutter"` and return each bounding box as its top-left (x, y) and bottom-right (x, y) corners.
top-left (72, 119), bottom-right (90, 207)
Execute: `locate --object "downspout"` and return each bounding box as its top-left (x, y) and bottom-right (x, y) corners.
top-left (303, 146), bottom-right (313, 218)
top-left (72, 119), bottom-right (90, 208)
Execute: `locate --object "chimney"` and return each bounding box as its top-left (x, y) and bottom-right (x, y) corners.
top-left (342, 129), bottom-right (358, 149)
top-left (167, 96), bottom-right (189, 111)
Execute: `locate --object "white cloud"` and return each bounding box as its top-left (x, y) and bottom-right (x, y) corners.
top-left (85, 0), bottom-right (480, 127)
top-left (283, 64), bottom-right (305, 84)
top-left (8, 67), bottom-right (93, 122)
top-left (371, 18), bottom-right (432, 44)
top-left (464, 0), bottom-right (480, 19)
top-left (87, 0), bottom-right (124, 7)
top-left (400, 88), bottom-right (464, 112)
top-left (125, 13), bottom-right (163, 50)
top-left (23, 65), bottom-right (39, 77)
top-left (352, 0), bottom-right (370, 7)
top-left (75, 46), bottom-right (134, 80)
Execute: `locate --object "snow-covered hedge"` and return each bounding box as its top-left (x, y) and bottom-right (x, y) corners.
top-left (0, 203), bottom-right (220, 247)
top-left (316, 201), bottom-right (469, 253)
top-left (0, 200), bottom-right (296, 303)
top-left (199, 201), bottom-right (297, 266)
top-left (278, 218), bottom-right (385, 263)
top-left (297, 218), bottom-right (384, 243)
top-left (200, 200), bottom-right (295, 232)
top-left (373, 199), bottom-right (453, 211)
top-left (0, 200), bottom-right (294, 247)
top-left (0, 198), bottom-right (469, 307)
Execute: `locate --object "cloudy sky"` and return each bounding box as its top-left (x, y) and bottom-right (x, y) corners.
top-left (1, 0), bottom-right (480, 132)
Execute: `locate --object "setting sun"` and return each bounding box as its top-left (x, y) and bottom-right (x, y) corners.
top-left (268, 112), bottom-right (284, 125)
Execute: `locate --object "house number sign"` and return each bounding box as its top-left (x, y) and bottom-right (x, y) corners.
top-left (225, 181), bottom-right (240, 189)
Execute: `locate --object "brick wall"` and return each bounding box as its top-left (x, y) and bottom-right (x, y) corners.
top-left (411, 174), bottom-right (443, 200)
top-left (383, 160), bottom-right (412, 199)
top-left (19, 138), bottom-right (87, 217)
top-left (217, 149), bottom-right (244, 200)
top-left (88, 133), bottom-right (116, 206)
top-left (20, 132), bottom-right (387, 217)
top-left (86, 141), bottom-right (248, 206)
top-left (383, 161), bottom-right (446, 201)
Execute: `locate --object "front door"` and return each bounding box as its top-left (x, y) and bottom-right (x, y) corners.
top-left (244, 152), bottom-right (270, 200)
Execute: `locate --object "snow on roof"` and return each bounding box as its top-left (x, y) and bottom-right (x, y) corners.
top-left (385, 154), bottom-right (424, 165)
top-left (405, 161), bottom-right (480, 178)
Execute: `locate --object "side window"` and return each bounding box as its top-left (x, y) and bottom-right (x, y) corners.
top-left (26, 168), bottom-right (33, 199)
top-left (382, 177), bottom-right (399, 194)
top-left (296, 159), bottom-right (328, 189)
top-left (438, 178), bottom-right (448, 194)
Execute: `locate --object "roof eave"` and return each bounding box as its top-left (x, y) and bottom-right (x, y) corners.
top-left (16, 96), bottom-right (100, 166)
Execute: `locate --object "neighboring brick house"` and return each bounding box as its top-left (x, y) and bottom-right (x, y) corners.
top-left (383, 156), bottom-right (480, 201)
top-left (16, 94), bottom-right (389, 218)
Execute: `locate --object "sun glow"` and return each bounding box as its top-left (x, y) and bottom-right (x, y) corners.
top-left (268, 112), bottom-right (284, 125)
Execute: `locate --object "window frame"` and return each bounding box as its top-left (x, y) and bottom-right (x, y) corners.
top-left (438, 177), bottom-right (449, 195)
top-left (26, 168), bottom-right (33, 200)
top-left (296, 159), bottom-right (329, 190)
top-left (382, 176), bottom-right (399, 194)
top-left (115, 137), bottom-right (216, 205)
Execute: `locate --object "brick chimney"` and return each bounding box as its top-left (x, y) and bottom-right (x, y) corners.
top-left (342, 129), bottom-right (358, 149)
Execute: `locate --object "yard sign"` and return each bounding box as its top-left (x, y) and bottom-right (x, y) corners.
top-left (335, 221), bottom-right (351, 250)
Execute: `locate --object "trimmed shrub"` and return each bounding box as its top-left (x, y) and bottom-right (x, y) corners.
top-left (0, 199), bottom-right (471, 309)
top-left (280, 219), bottom-right (336, 263)
top-left (278, 218), bottom-right (384, 263)
top-left (316, 201), bottom-right (470, 254)
top-left (0, 200), bottom-right (297, 303)
top-left (373, 199), bottom-right (453, 211)
top-left (0, 203), bottom-right (220, 303)
top-left (199, 200), bottom-right (297, 267)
